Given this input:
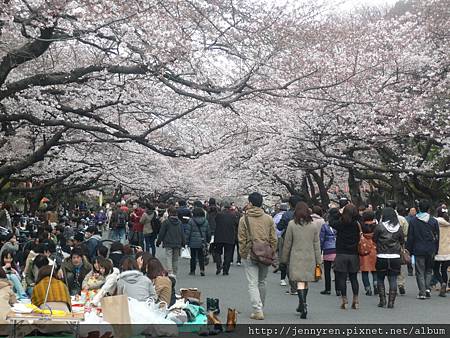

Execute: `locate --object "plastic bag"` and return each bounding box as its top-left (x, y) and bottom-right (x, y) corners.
top-left (181, 246), bottom-right (191, 259)
top-left (127, 298), bottom-right (178, 336)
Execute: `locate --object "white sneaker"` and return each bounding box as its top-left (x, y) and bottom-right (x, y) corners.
top-left (280, 280), bottom-right (287, 286)
top-left (237, 262), bottom-right (241, 266)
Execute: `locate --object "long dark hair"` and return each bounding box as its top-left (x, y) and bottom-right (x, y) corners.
top-left (341, 204), bottom-right (359, 224)
top-left (1, 249), bottom-right (16, 266)
top-left (381, 207), bottom-right (399, 225)
top-left (136, 252), bottom-right (153, 273)
top-left (294, 202), bottom-right (313, 224)
top-left (437, 207), bottom-right (449, 222)
top-left (146, 257), bottom-right (168, 280)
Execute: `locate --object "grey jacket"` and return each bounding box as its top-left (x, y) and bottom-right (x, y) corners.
top-left (157, 217), bottom-right (185, 248)
top-left (185, 217), bottom-right (210, 249)
top-left (117, 270), bottom-right (156, 302)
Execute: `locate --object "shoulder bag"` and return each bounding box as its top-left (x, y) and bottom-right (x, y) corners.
top-left (357, 222), bottom-right (375, 256)
top-left (244, 215), bottom-right (275, 266)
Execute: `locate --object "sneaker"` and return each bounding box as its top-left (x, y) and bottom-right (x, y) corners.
top-left (320, 290), bottom-right (331, 295)
top-left (398, 285), bottom-right (406, 295)
top-left (237, 262), bottom-right (241, 266)
top-left (250, 311), bottom-right (264, 320)
top-left (417, 294), bottom-right (426, 300)
top-left (425, 290), bottom-right (431, 298)
top-left (285, 290), bottom-right (297, 295)
top-left (280, 280), bottom-right (287, 286)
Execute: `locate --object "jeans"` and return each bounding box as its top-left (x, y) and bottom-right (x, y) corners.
top-left (7, 273), bottom-right (27, 299)
top-left (233, 241), bottom-right (241, 263)
top-left (190, 247), bottom-right (205, 273)
top-left (144, 233), bottom-right (157, 256)
top-left (243, 258), bottom-right (268, 312)
top-left (215, 243), bottom-right (234, 273)
top-left (398, 265), bottom-right (407, 287)
top-left (111, 227), bottom-right (126, 244)
top-left (165, 248), bottom-right (180, 275)
top-left (128, 230), bottom-right (144, 247)
top-left (362, 271), bottom-right (377, 289)
top-left (377, 271), bottom-right (398, 292)
top-left (433, 260), bottom-right (450, 285)
top-left (415, 255), bottom-right (434, 295)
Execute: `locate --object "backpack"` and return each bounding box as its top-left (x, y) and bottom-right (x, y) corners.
top-left (116, 210), bottom-right (128, 228)
top-left (151, 214), bottom-right (161, 235)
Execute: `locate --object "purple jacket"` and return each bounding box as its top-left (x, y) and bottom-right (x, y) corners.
top-left (320, 223), bottom-right (336, 255)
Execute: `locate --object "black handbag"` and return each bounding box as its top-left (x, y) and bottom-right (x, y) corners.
top-left (193, 220), bottom-right (210, 265)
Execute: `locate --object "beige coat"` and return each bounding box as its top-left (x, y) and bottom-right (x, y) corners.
top-left (281, 219), bottom-right (322, 282)
top-left (435, 217), bottom-right (450, 261)
top-left (238, 207), bottom-right (277, 260)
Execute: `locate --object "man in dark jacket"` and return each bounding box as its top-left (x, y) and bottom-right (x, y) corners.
top-left (84, 226), bottom-right (102, 262)
top-left (177, 200), bottom-right (192, 232)
top-left (406, 200), bottom-right (440, 299)
top-left (59, 246), bottom-right (92, 296)
top-left (276, 195), bottom-right (302, 294)
top-left (157, 207), bottom-right (185, 277)
top-left (214, 201), bottom-right (239, 275)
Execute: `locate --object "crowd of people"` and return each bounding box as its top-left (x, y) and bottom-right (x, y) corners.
top-left (0, 192), bottom-right (448, 322)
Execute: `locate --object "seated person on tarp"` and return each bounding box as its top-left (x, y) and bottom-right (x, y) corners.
top-left (1, 249), bottom-right (28, 300)
top-left (25, 253), bottom-right (50, 296)
top-left (59, 246), bottom-right (92, 296)
top-left (32, 265), bottom-right (71, 312)
top-left (83, 257), bottom-right (120, 306)
top-left (117, 257), bottom-right (156, 302)
top-left (146, 257), bottom-right (175, 306)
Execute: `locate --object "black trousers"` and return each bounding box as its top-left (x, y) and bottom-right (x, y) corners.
top-left (324, 260), bottom-right (334, 292)
top-left (215, 243), bottom-right (234, 273)
top-left (190, 248), bottom-right (205, 273)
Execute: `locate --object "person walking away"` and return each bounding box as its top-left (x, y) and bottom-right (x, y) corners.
top-left (214, 201), bottom-right (238, 276)
top-left (185, 208), bottom-right (210, 276)
top-left (0, 203), bottom-right (12, 231)
top-left (374, 207), bottom-right (405, 308)
top-left (434, 206), bottom-right (450, 297)
top-left (319, 220), bottom-right (337, 295)
top-left (280, 202), bottom-right (321, 319)
top-left (276, 195), bottom-right (302, 293)
top-left (110, 205), bottom-right (128, 244)
top-left (238, 192), bottom-right (277, 320)
top-left (140, 204), bottom-right (158, 256)
top-left (329, 204), bottom-right (360, 310)
top-left (129, 204), bottom-right (144, 248)
top-left (360, 211), bottom-right (378, 296)
top-left (156, 207), bottom-right (185, 277)
top-left (395, 204), bottom-right (411, 294)
top-left (406, 200), bottom-right (440, 299)
top-left (177, 200), bottom-right (192, 233)
top-left (272, 203), bottom-right (288, 277)
top-left (84, 226), bottom-right (102, 262)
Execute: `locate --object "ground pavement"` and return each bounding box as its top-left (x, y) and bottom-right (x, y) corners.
top-left (155, 250), bottom-right (449, 324)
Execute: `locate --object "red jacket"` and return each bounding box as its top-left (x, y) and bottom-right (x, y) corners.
top-left (130, 208), bottom-right (144, 232)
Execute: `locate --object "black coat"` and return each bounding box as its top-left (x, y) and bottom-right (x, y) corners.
top-left (374, 223), bottom-right (405, 255)
top-left (328, 208), bottom-right (359, 255)
top-left (214, 209), bottom-right (238, 245)
top-left (406, 215), bottom-right (440, 256)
